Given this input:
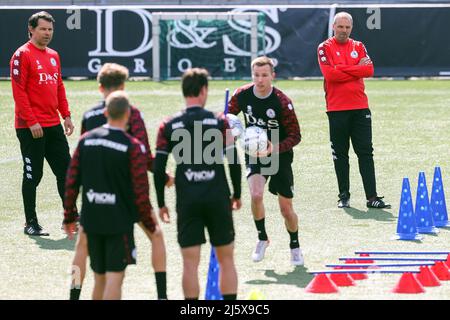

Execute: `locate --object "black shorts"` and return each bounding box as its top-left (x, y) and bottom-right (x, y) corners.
top-left (87, 232), bottom-right (136, 274)
top-left (177, 199), bottom-right (234, 248)
top-left (246, 151), bottom-right (294, 199)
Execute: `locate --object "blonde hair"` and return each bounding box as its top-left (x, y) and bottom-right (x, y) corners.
top-left (251, 56), bottom-right (274, 72)
top-left (97, 63), bottom-right (129, 90)
top-left (333, 12), bottom-right (353, 25)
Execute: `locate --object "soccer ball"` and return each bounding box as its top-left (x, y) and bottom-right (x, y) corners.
top-left (226, 113), bottom-right (244, 137)
top-left (242, 126), bottom-right (268, 156)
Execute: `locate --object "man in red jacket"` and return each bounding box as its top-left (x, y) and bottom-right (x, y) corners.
top-left (318, 12), bottom-right (390, 209)
top-left (11, 11), bottom-right (76, 236)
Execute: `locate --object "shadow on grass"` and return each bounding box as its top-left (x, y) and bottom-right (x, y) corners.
top-left (390, 239), bottom-right (423, 244)
top-left (343, 207), bottom-right (396, 222)
top-left (421, 232), bottom-right (439, 237)
top-left (245, 266), bottom-right (314, 288)
top-left (29, 235), bottom-right (75, 251)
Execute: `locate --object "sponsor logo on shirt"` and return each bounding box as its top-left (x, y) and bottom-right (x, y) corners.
top-left (244, 113), bottom-right (279, 128)
top-left (172, 121), bottom-right (184, 130)
top-left (84, 108), bottom-right (105, 119)
top-left (266, 108), bottom-right (276, 118)
top-left (86, 189), bottom-right (116, 205)
top-left (38, 72), bottom-right (59, 84)
top-left (184, 169), bottom-right (215, 182)
top-left (202, 118), bottom-right (218, 125)
top-left (84, 138), bottom-right (128, 152)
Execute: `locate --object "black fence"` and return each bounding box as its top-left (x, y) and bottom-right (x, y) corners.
top-left (2, 5), bottom-right (450, 78)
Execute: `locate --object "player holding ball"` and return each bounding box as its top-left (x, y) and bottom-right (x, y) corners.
top-left (228, 56), bottom-right (304, 266)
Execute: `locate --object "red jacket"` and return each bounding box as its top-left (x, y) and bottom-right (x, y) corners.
top-left (317, 37), bottom-right (374, 112)
top-left (10, 41), bottom-right (70, 128)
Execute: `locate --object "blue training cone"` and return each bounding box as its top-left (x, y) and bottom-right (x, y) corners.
top-left (393, 177), bottom-right (423, 240)
top-left (204, 247), bottom-right (223, 300)
top-left (430, 166), bottom-right (449, 227)
top-left (415, 172), bottom-right (439, 234)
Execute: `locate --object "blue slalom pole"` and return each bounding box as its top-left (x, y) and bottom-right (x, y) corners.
top-left (224, 88), bottom-right (230, 114)
top-left (340, 257), bottom-right (447, 261)
top-left (205, 247), bottom-right (223, 300)
top-left (355, 251), bottom-right (449, 255)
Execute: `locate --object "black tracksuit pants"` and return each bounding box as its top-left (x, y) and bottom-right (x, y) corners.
top-left (327, 108), bottom-right (377, 200)
top-left (16, 124), bottom-right (71, 225)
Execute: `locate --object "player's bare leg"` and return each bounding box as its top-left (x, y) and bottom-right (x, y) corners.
top-left (278, 195), bottom-right (304, 266)
top-left (248, 174), bottom-right (266, 220)
top-left (278, 195), bottom-right (298, 232)
top-left (103, 271), bottom-right (125, 300)
top-left (248, 174), bottom-right (269, 262)
top-left (140, 219), bottom-right (166, 272)
top-left (181, 245), bottom-right (201, 299)
top-left (139, 218), bottom-right (167, 299)
top-left (92, 273), bottom-right (106, 300)
top-left (215, 243), bottom-right (238, 300)
top-left (70, 226), bottom-right (88, 300)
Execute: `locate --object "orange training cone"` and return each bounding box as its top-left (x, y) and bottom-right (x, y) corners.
top-left (417, 266), bottom-right (441, 287)
top-left (330, 269), bottom-right (356, 287)
top-left (359, 253), bottom-right (374, 263)
top-left (445, 254), bottom-right (450, 268)
top-left (305, 274), bottom-right (339, 293)
top-left (392, 272), bottom-right (425, 294)
top-left (345, 259), bottom-right (368, 280)
top-left (431, 261), bottom-right (450, 280)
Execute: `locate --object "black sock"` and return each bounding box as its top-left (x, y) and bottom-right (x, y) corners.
top-left (223, 294), bottom-right (237, 300)
top-left (27, 218), bottom-right (38, 226)
top-left (155, 272), bottom-right (167, 299)
top-left (288, 229), bottom-right (299, 249)
top-left (70, 287), bottom-right (81, 300)
top-left (254, 218), bottom-right (268, 241)
top-left (185, 297), bottom-right (198, 300)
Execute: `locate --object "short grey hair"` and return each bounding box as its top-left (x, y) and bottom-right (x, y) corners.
top-left (333, 12), bottom-right (353, 25)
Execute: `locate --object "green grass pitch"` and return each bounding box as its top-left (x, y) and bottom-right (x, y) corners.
top-left (0, 79), bottom-right (449, 299)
